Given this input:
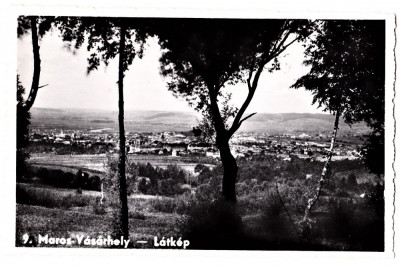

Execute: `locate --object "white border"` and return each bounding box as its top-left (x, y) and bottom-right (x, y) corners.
top-left (0, 1), bottom-right (398, 265)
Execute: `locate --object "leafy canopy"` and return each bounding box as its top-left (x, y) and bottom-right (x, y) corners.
top-left (56, 17), bottom-right (149, 74)
top-left (150, 18), bottom-right (313, 137)
top-left (291, 20), bottom-right (385, 126)
top-left (292, 20), bottom-right (385, 176)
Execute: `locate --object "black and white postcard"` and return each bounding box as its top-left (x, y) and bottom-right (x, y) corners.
top-left (0, 0), bottom-right (398, 265)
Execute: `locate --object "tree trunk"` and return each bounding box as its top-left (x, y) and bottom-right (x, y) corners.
top-left (117, 24), bottom-right (129, 239)
top-left (24, 16), bottom-right (41, 111)
top-left (304, 110), bottom-right (340, 221)
top-left (216, 135), bottom-right (238, 203)
top-left (207, 84), bottom-right (238, 203)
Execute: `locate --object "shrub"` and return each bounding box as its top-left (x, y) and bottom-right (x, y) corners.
top-left (157, 178), bottom-right (183, 196)
top-left (35, 167), bottom-right (101, 191)
top-left (87, 175), bottom-right (101, 191)
top-left (63, 172), bottom-right (76, 188)
top-left (93, 203), bottom-right (107, 215)
top-left (260, 194), bottom-right (297, 243)
top-left (235, 182), bottom-right (248, 196)
top-left (137, 177), bottom-right (149, 194)
top-left (151, 198), bottom-right (177, 213)
top-left (36, 167), bottom-right (49, 182)
top-left (16, 184), bottom-right (94, 209)
top-left (252, 184), bottom-right (263, 193)
top-left (128, 211), bottom-right (146, 220)
top-left (335, 190), bottom-right (351, 198)
top-left (180, 198), bottom-right (244, 249)
top-left (237, 191), bottom-right (270, 216)
top-left (365, 183), bottom-right (384, 217)
top-left (347, 173), bottom-right (358, 188)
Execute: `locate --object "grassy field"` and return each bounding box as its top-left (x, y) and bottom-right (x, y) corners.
top-left (18, 154), bottom-right (383, 251)
top-left (29, 154), bottom-right (215, 174)
top-left (16, 183), bottom-right (183, 249)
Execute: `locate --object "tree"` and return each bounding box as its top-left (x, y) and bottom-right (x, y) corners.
top-left (16, 75), bottom-right (31, 181)
top-left (17, 16), bottom-right (53, 181)
top-left (150, 18), bottom-right (313, 202)
top-left (17, 16), bottom-right (53, 111)
top-left (57, 17), bottom-right (148, 239)
top-left (291, 20), bottom-right (385, 220)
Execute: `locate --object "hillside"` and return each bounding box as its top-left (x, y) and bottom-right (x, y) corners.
top-left (30, 107), bottom-right (369, 134)
top-left (238, 113), bottom-right (369, 134)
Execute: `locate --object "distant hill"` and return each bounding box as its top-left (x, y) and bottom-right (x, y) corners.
top-left (30, 108), bottom-right (369, 134)
top-left (30, 108), bottom-right (199, 132)
top-left (238, 113), bottom-right (370, 134)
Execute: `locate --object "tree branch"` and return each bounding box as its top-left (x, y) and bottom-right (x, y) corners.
top-left (228, 57), bottom-right (265, 139)
top-left (246, 51), bottom-right (258, 89)
top-left (270, 26), bottom-right (291, 57)
top-left (270, 21), bottom-right (290, 53)
top-left (275, 181), bottom-right (301, 239)
top-left (228, 88), bottom-right (256, 138)
top-left (239, 112), bottom-right (257, 125)
top-left (38, 84), bottom-right (49, 89)
top-left (270, 35), bottom-right (304, 60)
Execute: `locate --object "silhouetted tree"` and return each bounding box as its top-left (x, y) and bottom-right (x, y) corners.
top-left (292, 20), bottom-right (385, 220)
top-left (16, 75), bottom-right (31, 181)
top-left (17, 16), bottom-right (53, 111)
top-left (362, 128), bottom-right (384, 178)
top-left (17, 16), bottom-right (54, 181)
top-left (151, 18), bottom-right (313, 202)
top-left (57, 17), bottom-right (148, 239)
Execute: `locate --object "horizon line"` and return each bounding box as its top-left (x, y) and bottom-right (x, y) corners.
top-left (31, 106), bottom-right (329, 115)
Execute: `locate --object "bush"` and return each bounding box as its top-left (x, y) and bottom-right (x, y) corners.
top-left (87, 175), bottom-right (101, 191)
top-left (36, 167), bottom-right (50, 182)
top-left (150, 195), bottom-right (192, 214)
top-left (93, 203), bottom-right (107, 215)
top-left (34, 167), bottom-right (102, 191)
top-left (105, 156), bottom-right (191, 196)
top-left (237, 192), bottom-right (270, 216)
top-left (157, 178), bottom-right (183, 196)
top-left (181, 198), bottom-right (245, 249)
top-left (235, 182), bottom-right (248, 196)
top-left (137, 177), bottom-right (150, 194)
top-left (64, 172), bottom-right (76, 188)
top-left (260, 194), bottom-right (297, 243)
top-left (16, 184), bottom-right (94, 209)
top-left (128, 211), bottom-right (146, 220)
top-left (347, 173), bottom-right (358, 187)
top-left (151, 198), bottom-right (178, 213)
top-left (335, 191), bottom-right (351, 198)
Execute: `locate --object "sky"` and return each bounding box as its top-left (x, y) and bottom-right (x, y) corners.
top-left (17, 27), bottom-right (325, 114)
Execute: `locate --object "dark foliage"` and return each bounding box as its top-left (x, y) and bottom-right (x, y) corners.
top-left (292, 20), bottom-right (385, 176)
top-left (106, 155), bottom-right (192, 196)
top-left (17, 76), bottom-right (31, 181)
top-left (362, 128), bottom-right (384, 177)
top-left (32, 167), bottom-right (101, 191)
top-left (181, 199), bottom-right (245, 250)
top-left (260, 194), bottom-right (297, 243)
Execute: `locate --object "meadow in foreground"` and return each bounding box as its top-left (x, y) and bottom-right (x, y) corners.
top-left (16, 155), bottom-right (384, 251)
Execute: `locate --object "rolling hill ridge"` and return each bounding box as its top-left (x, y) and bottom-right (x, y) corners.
top-left (30, 107), bottom-right (369, 134)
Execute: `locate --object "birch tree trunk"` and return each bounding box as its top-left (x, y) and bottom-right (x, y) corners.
top-left (303, 110), bottom-right (340, 221)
